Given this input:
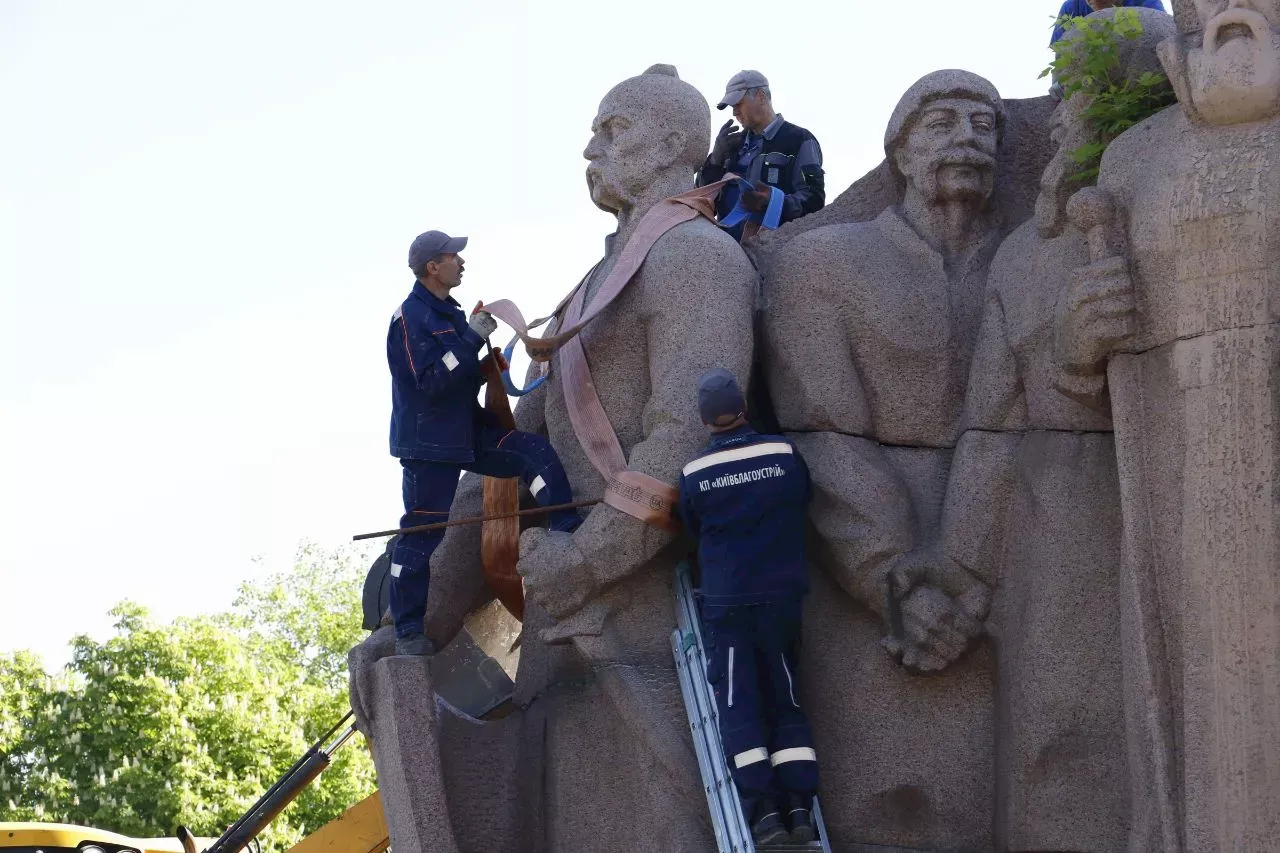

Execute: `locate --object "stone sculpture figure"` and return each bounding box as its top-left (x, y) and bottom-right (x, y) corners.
top-left (761, 70), bottom-right (1008, 850)
top-left (961, 11), bottom-right (1176, 852)
top-left (350, 64), bottom-right (758, 853)
top-left (1056, 1), bottom-right (1280, 849)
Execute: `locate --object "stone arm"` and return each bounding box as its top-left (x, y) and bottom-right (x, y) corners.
top-left (421, 371), bottom-right (551, 648)
top-left (572, 235), bottom-right (756, 593)
top-left (764, 292), bottom-right (919, 616)
top-left (963, 287), bottom-right (1027, 433)
top-left (942, 284), bottom-right (1024, 610)
top-left (790, 430), bottom-right (919, 618)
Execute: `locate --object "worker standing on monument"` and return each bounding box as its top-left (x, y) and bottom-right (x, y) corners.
top-left (696, 70), bottom-right (825, 239)
top-left (1049, 0), bottom-right (1167, 44)
top-left (677, 368), bottom-right (819, 846)
top-left (386, 230), bottom-right (582, 657)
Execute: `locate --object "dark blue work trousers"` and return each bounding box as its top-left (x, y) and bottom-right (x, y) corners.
top-left (390, 422), bottom-right (577, 638)
top-left (702, 598), bottom-right (818, 809)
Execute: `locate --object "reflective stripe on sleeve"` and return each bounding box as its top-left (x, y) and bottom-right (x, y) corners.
top-left (682, 442), bottom-right (793, 476)
top-left (530, 475), bottom-right (546, 496)
top-left (443, 351), bottom-right (460, 372)
top-left (770, 747), bottom-right (817, 766)
top-left (733, 747), bottom-right (770, 769)
top-left (727, 645), bottom-right (735, 708)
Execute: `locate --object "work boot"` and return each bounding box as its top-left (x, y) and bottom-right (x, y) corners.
top-left (749, 797), bottom-right (788, 846)
top-left (786, 800), bottom-right (815, 843)
top-left (395, 632), bottom-right (436, 656)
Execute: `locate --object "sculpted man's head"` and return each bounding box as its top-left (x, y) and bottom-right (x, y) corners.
top-left (884, 70), bottom-right (1004, 207)
top-left (584, 64), bottom-right (710, 215)
top-left (1037, 8), bottom-right (1177, 236)
top-left (1165, 0), bottom-right (1280, 124)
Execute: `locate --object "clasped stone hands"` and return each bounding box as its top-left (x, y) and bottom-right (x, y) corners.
top-left (880, 549), bottom-right (990, 675)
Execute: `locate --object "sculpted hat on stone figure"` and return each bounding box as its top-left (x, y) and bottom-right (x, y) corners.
top-left (883, 69), bottom-right (1006, 157)
top-left (717, 69), bottom-right (769, 109)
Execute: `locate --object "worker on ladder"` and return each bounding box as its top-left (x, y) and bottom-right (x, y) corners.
top-left (386, 230), bottom-right (583, 657)
top-left (676, 368), bottom-right (820, 845)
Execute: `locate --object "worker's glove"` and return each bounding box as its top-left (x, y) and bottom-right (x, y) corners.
top-left (517, 528), bottom-right (596, 620)
top-left (468, 303), bottom-right (498, 339)
top-left (742, 180), bottom-right (773, 213)
top-left (711, 119), bottom-right (744, 167)
top-left (479, 347), bottom-right (509, 379)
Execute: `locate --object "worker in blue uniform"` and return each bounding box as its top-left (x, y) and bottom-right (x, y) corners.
top-left (1050, 0), bottom-right (1167, 44)
top-left (677, 368), bottom-right (820, 845)
top-left (387, 230), bottom-right (582, 657)
top-left (696, 70), bottom-right (825, 241)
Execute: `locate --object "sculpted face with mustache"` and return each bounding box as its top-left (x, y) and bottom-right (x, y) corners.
top-left (894, 98), bottom-right (999, 205)
top-left (1176, 0), bottom-right (1280, 124)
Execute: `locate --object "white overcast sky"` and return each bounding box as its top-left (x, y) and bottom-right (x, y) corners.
top-left (1, 0), bottom-right (1073, 667)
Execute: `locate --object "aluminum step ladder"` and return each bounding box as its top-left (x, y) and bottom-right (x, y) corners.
top-left (671, 562), bottom-right (832, 853)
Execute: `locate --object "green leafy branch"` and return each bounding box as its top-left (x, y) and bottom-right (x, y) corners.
top-left (1040, 8), bottom-right (1177, 183)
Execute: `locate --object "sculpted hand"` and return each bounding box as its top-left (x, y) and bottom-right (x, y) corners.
top-left (469, 302), bottom-right (498, 339)
top-left (1055, 255), bottom-right (1136, 375)
top-left (517, 528), bottom-right (597, 620)
top-left (711, 119), bottom-right (744, 166)
top-left (881, 584), bottom-right (985, 674)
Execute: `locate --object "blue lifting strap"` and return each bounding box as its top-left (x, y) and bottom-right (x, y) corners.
top-left (718, 179), bottom-right (784, 231)
top-left (501, 336), bottom-right (547, 397)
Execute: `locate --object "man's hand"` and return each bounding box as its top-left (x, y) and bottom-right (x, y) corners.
top-left (517, 528), bottom-right (597, 620)
top-left (469, 301), bottom-right (498, 339)
top-left (479, 347), bottom-right (509, 379)
top-left (1055, 255), bottom-right (1136, 375)
top-left (742, 180), bottom-right (773, 213)
top-left (881, 584), bottom-right (985, 674)
top-left (711, 119), bottom-right (744, 166)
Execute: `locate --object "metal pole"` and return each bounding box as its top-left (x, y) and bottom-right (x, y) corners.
top-left (352, 499), bottom-right (600, 541)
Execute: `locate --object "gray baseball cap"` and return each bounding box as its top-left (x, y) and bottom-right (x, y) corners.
top-left (717, 70), bottom-right (769, 110)
top-left (697, 368), bottom-right (746, 426)
top-left (408, 230), bottom-right (468, 275)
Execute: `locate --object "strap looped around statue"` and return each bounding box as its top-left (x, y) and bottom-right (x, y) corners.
top-left (500, 336), bottom-right (546, 397)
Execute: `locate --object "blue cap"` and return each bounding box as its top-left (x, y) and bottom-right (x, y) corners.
top-left (697, 368), bottom-right (746, 426)
top-left (408, 230), bottom-right (468, 275)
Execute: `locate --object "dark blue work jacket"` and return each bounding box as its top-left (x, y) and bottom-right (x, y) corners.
top-left (1050, 0), bottom-right (1166, 44)
top-left (387, 282), bottom-right (488, 462)
top-left (677, 425), bottom-right (812, 606)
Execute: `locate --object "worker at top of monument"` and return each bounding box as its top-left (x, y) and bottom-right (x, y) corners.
top-left (1050, 0), bottom-right (1168, 44)
top-left (1163, 0), bottom-right (1280, 125)
top-left (695, 70), bottom-right (825, 239)
top-left (385, 230), bottom-right (582, 657)
top-left (677, 368), bottom-right (819, 847)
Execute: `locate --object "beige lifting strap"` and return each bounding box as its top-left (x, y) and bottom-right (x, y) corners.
top-left (484, 179), bottom-right (732, 531)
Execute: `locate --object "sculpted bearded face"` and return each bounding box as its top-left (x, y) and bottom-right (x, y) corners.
top-left (1035, 94), bottom-right (1097, 237)
top-left (1184, 0), bottom-right (1280, 123)
top-left (894, 97), bottom-right (999, 205)
top-left (583, 71), bottom-right (708, 215)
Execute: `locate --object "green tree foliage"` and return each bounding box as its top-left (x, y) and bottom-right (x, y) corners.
top-left (1042, 8), bottom-right (1178, 182)
top-left (0, 544), bottom-right (377, 853)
